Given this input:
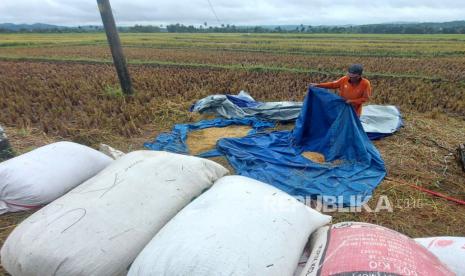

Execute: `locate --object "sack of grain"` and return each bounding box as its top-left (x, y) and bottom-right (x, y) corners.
top-left (1, 151), bottom-right (228, 276)
top-left (128, 175), bottom-right (331, 276)
top-left (300, 222), bottom-right (454, 276)
top-left (415, 236), bottom-right (465, 275)
top-left (0, 141), bottom-right (112, 214)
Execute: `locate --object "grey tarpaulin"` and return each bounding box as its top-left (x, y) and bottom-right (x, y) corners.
top-left (190, 91), bottom-right (303, 121)
top-left (360, 105), bottom-right (403, 139)
top-left (0, 125), bottom-right (14, 161)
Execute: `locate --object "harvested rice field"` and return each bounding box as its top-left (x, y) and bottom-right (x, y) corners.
top-left (1, 33), bottom-right (464, 267)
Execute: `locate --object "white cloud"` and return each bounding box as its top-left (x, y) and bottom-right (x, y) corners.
top-left (0, 0), bottom-right (464, 26)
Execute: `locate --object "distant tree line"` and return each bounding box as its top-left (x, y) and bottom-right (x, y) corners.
top-left (1, 21), bottom-right (465, 34)
top-left (164, 22), bottom-right (465, 34)
top-left (306, 24), bottom-right (465, 34)
top-left (119, 25), bottom-right (162, 33)
top-left (0, 26), bottom-right (103, 33)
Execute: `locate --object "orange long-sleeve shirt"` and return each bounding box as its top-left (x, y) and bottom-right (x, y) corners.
top-left (316, 76), bottom-right (372, 116)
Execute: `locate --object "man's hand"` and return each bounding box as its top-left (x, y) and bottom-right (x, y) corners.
top-left (309, 83), bottom-right (318, 87)
top-left (346, 100), bottom-right (352, 104)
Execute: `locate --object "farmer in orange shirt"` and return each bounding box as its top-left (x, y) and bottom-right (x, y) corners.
top-left (311, 64), bottom-right (372, 116)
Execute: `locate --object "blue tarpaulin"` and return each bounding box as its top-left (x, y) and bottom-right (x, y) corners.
top-left (225, 93), bottom-right (261, 108)
top-left (144, 118), bottom-right (275, 158)
top-left (191, 91), bottom-right (403, 140)
top-left (217, 87), bottom-right (386, 206)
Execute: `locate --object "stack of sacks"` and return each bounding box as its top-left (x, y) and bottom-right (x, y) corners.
top-left (0, 141), bottom-right (112, 214)
top-left (1, 151), bottom-right (228, 276)
top-left (128, 175), bottom-right (332, 276)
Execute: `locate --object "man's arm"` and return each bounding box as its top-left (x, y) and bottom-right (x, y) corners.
top-left (311, 77), bottom-right (344, 89)
top-left (347, 82), bottom-right (372, 105)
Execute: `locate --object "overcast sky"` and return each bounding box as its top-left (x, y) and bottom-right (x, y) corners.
top-left (1, 0), bottom-right (464, 26)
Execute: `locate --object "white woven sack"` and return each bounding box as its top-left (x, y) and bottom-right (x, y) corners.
top-left (0, 141), bottom-right (113, 214)
top-left (129, 175), bottom-right (331, 276)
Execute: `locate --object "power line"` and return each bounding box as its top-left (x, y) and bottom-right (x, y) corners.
top-left (206, 0), bottom-right (222, 25)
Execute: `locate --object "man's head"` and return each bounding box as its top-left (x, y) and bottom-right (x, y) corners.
top-left (348, 64), bottom-right (363, 82)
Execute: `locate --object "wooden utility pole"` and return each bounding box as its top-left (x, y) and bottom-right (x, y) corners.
top-left (97, 0), bottom-right (134, 95)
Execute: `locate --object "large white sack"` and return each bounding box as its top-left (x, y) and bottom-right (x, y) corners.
top-left (1, 150), bottom-right (228, 276)
top-left (415, 236), bottom-right (465, 275)
top-left (0, 141), bottom-right (112, 214)
top-left (128, 175), bottom-right (332, 276)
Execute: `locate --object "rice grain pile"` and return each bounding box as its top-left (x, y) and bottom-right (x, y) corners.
top-left (186, 126), bottom-right (252, 155)
top-left (302, 151), bottom-right (326, 164)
